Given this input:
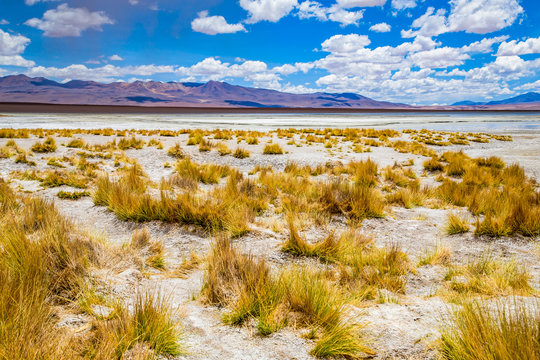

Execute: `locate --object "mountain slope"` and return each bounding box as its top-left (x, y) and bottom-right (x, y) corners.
top-left (452, 92), bottom-right (540, 106)
top-left (0, 75), bottom-right (408, 109)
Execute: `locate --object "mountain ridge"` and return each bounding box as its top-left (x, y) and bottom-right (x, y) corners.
top-left (0, 75), bottom-right (539, 110)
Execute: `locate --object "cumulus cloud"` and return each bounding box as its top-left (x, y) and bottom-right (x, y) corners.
top-left (447, 0), bottom-right (523, 34)
top-left (240, 0), bottom-right (298, 24)
top-left (403, 0), bottom-right (523, 38)
top-left (310, 30), bottom-right (540, 104)
top-left (321, 34), bottom-right (371, 54)
top-left (175, 57), bottom-right (313, 90)
top-left (109, 54), bottom-right (123, 61)
top-left (0, 20), bottom-right (9, 25)
top-left (0, 30), bottom-right (30, 56)
top-left (369, 22), bottom-right (391, 32)
top-left (391, 0), bottom-right (417, 10)
top-left (191, 11), bottom-right (246, 35)
top-left (497, 37), bottom-right (540, 56)
top-left (0, 29), bottom-right (34, 67)
top-left (297, 1), bottom-right (366, 26)
top-left (0, 55), bottom-right (35, 67)
top-left (25, 0), bottom-right (58, 5)
top-left (25, 4), bottom-right (114, 37)
top-left (25, 64), bottom-right (176, 82)
top-left (336, 0), bottom-right (386, 7)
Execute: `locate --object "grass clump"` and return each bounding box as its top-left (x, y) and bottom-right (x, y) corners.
top-left (201, 236), bottom-right (373, 358)
top-left (417, 243), bottom-right (451, 266)
top-left (31, 137), bottom-right (57, 153)
top-left (263, 143), bottom-right (284, 155)
top-left (446, 213), bottom-right (470, 235)
top-left (88, 292), bottom-right (184, 359)
top-left (284, 220), bottom-right (413, 298)
top-left (423, 157), bottom-right (444, 172)
top-left (57, 190), bottom-right (90, 200)
top-left (282, 218), bottom-right (339, 262)
top-left (66, 138), bottom-right (85, 148)
top-left (436, 160), bottom-right (539, 237)
top-left (118, 136), bottom-right (145, 150)
top-left (216, 142), bottom-right (232, 156)
top-left (440, 300), bottom-right (539, 360)
top-left (93, 167), bottom-right (264, 237)
top-left (444, 254), bottom-right (532, 297)
top-left (233, 147), bottom-right (250, 159)
top-left (175, 158), bottom-right (231, 184)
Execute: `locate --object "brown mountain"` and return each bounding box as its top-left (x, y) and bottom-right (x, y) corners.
top-left (0, 75), bottom-right (409, 109)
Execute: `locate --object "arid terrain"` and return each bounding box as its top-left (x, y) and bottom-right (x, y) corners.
top-left (0, 126), bottom-right (538, 359)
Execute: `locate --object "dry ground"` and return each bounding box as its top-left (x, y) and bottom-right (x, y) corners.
top-left (0, 127), bottom-right (538, 359)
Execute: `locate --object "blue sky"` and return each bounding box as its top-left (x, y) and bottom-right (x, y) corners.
top-left (0, 0), bottom-right (539, 104)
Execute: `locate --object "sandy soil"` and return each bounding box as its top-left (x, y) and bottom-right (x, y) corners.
top-left (0, 128), bottom-right (538, 360)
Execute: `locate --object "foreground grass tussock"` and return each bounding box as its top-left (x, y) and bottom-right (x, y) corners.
top-left (283, 219), bottom-right (413, 299)
top-left (201, 236), bottom-right (373, 358)
top-left (440, 300), bottom-right (539, 360)
top-left (0, 179), bottom-right (184, 359)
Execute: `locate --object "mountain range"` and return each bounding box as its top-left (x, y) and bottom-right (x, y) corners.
top-left (0, 75), bottom-right (538, 110)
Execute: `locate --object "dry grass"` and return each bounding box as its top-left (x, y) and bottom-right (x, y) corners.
top-left (175, 158), bottom-right (231, 184)
top-left (233, 147), bottom-right (250, 159)
top-left (201, 236), bottom-right (373, 358)
top-left (446, 213), bottom-right (470, 235)
top-left (418, 243), bottom-right (452, 266)
top-left (93, 167), bottom-right (264, 237)
top-left (444, 254), bottom-right (533, 297)
top-left (118, 136), bottom-right (145, 150)
top-left (167, 143), bottom-right (186, 158)
top-left (86, 291), bottom-right (184, 359)
top-left (436, 159), bottom-right (539, 237)
top-left (216, 142), bottom-right (232, 156)
top-left (31, 137), bottom-right (57, 153)
top-left (440, 299), bottom-right (539, 360)
top-left (263, 143), bottom-right (284, 155)
top-left (57, 190), bottom-right (90, 200)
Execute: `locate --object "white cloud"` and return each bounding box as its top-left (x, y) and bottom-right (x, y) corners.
top-left (191, 11), bottom-right (246, 35)
top-left (0, 20), bottom-right (9, 25)
top-left (462, 36), bottom-right (508, 53)
top-left (447, 0), bottom-right (523, 34)
top-left (403, 0), bottom-right (523, 38)
top-left (336, 0), bottom-right (386, 7)
top-left (369, 22), bottom-right (391, 32)
top-left (401, 7), bottom-right (448, 38)
top-left (328, 8), bottom-right (364, 26)
top-left (497, 37), bottom-right (540, 56)
top-left (25, 64), bottom-right (176, 82)
top-left (240, 0), bottom-right (298, 24)
top-left (391, 0), bottom-right (417, 10)
top-left (25, 4), bottom-right (114, 37)
top-left (0, 29), bottom-right (34, 67)
top-left (0, 30), bottom-right (30, 56)
top-left (297, 1), bottom-right (368, 26)
top-left (0, 55), bottom-right (35, 67)
top-left (128, 0), bottom-right (139, 4)
top-left (514, 80), bottom-right (540, 93)
top-left (109, 54), bottom-right (124, 61)
top-left (409, 47), bottom-right (470, 68)
top-left (25, 0), bottom-right (58, 5)
top-left (297, 1), bottom-right (328, 21)
top-left (321, 34), bottom-right (371, 54)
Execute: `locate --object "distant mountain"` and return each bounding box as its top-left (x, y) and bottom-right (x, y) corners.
top-left (452, 92), bottom-right (540, 106)
top-left (0, 75), bottom-right (409, 109)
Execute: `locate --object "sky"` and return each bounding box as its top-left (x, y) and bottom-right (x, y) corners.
top-left (0, 0), bottom-right (539, 105)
